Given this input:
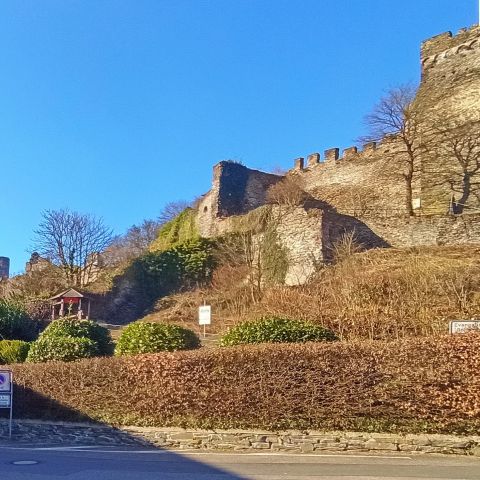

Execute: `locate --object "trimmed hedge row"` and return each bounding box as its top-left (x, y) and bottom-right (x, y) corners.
top-left (10, 333), bottom-right (480, 434)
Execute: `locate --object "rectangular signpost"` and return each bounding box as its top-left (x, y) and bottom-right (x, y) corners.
top-left (0, 370), bottom-right (13, 438)
top-left (449, 320), bottom-right (480, 334)
top-left (198, 305), bottom-right (211, 338)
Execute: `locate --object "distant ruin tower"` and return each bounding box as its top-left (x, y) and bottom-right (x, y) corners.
top-left (0, 257), bottom-right (10, 280)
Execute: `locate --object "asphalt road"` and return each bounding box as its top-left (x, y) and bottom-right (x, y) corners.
top-left (0, 445), bottom-right (479, 479)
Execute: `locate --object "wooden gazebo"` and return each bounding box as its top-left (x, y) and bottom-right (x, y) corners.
top-left (50, 288), bottom-right (91, 320)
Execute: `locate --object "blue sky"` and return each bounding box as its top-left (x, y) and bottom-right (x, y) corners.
top-left (0, 0), bottom-right (476, 274)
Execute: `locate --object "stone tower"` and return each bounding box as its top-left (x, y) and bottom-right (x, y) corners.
top-left (0, 257), bottom-right (10, 280)
top-left (417, 26), bottom-right (480, 212)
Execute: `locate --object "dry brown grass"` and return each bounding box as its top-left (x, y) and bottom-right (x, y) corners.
top-left (140, 245), bottom-right (480, 341)
top-left (266, 177), bottom-right (308, 207)
top-left (259, 245), bottom-right (480, 340)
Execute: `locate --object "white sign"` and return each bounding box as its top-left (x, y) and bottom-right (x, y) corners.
top-left (449, 320), bottom-right (480, 334)
top-left (0, 370), bottom-right (13, 437)
top-left (198, 305), bottom-right (211, 325)
top-left (412, 198), bottom-right (421, 210)
top-left (0, 371), bottom-right (11, 393)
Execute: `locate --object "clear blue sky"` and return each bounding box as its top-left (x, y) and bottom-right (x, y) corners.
top-left (0, 0), bottom-right (476, 274)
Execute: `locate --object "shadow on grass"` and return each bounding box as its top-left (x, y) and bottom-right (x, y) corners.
top-left (0, 386), bottom-right (248, 479)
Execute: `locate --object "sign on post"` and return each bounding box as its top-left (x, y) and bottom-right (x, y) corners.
top-left (198, 305), bottom-right (211, 325)
top-left (198, 305), bottom-right (211, 338)
top-left (0, 370), bottom-right (13, 438)
top-left (449, 320), bottom-right (480, 334)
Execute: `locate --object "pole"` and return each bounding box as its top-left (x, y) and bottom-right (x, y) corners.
top-left (8, 372), bottom-right (12, 439)
top-left (203, 299), bottom-right (206, 339)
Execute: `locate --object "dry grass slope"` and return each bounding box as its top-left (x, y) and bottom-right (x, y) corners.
top-left (140, 245), bottom-right (480, 341)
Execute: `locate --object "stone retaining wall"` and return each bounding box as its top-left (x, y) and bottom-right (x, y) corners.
top-left (1, 420), bottom-right (479, 456)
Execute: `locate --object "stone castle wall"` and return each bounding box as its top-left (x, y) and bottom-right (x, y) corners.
top-left (287, 139), bottom-right (416, 215)
top-left (417, 26), bottom-right (480, 213)
top-left (194, 26), bottom-right (480, 285)
top-left (358, 212), bottom-right (480, 248)
top-left (197, 161), bottom-right (281, 237)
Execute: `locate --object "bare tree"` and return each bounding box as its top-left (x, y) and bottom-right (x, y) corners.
top-left (103, 201), bottom-right (191, 266)
top-left (266, 178), bottom-right (308, 207)
top-left (362, 84), bottom-right (421, 216)
top-left (158, 200), bottom-right (190, 224)
top-left (33, 209), bottom-right (113, 287)
top-left (106, 219), bottom-right (161, 264)
top-left (424, 117), bottom-right (480, 213)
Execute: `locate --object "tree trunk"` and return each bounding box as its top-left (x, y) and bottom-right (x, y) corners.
top-left (404, 173), bottom-right (414, 216)
top-left (457, 171), bottom-right (472, 214)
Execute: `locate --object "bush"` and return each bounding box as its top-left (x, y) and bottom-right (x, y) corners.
top-left (40, 319), bottom-right (114, 355)
top-left (115, 321), bottom-right (200, 355)
top-left (220, 316), bottom-right (338, 346)
top-left (9, 333), bottom-right (480, 434)
top-left (0, 340), bottom-right (31, 364)
top-left (0, 300), bottom-right (38, 341)
top-left (110, 237), bottom-right (217, 322)
top-left (27, 336), bottom-right (98, 363)
top-left (266, 178), bottom-right (308, 207)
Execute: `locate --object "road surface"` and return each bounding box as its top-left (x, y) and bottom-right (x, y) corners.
top-left (0, 444), bottom-right (479, 479)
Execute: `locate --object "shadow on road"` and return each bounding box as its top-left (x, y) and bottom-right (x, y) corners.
top-left (0, 386), bottom-right (248, 479)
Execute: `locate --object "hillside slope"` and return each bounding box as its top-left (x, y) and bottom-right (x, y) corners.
top-left (141, 245), bottom-right (480, 341)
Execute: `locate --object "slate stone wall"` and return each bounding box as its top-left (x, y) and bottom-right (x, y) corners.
top-left (1, 420), bottom-right (479, 456)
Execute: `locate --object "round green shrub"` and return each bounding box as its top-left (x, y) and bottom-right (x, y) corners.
top-left (40, 319), bottom-right (114, 355)
top-left (27, 336), bottom-right (98, 363)
top-left (115, 321), bottom-right (200, 356)
top-left (0, 340), bottom-right (31, 364)
top-left (220, 316), bottom-right (338, 346)
top-left (0, 300), bottom-right (38, 341)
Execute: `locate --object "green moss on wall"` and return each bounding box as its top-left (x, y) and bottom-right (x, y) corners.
top-left (149, 208), bottom-right (198, 252)
top-left (223, 206), bottom-right (289, 285)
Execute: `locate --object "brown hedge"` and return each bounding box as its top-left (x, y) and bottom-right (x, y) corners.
top-left (9, 333), bottom-right (480, 434)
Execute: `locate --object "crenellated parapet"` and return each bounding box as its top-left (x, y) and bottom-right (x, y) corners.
top-left (421, 25), bottom-right (480, 75)
top-left (290, 138), bottom-right (397, 172)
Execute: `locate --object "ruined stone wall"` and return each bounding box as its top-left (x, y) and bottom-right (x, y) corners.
top-left (275, 207), bottom-right (324, 285)
top-left (193, 27), bottom-right (480, 285)
top-left (206, 206), bottom-right (324, 286)
top-left (357, 213), bottom-right (480, 248)
top-left (197, 161), bottom-right (282, 237)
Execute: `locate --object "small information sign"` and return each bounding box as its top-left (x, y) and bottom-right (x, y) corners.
top-left (198, 305), bottom-right (211, 325)
top-left (0, 370), bottom-right (13, 438)
top-left (449, 320), bottom-right (480, 334)
top-left (0, 371), bottom-right (12, 392)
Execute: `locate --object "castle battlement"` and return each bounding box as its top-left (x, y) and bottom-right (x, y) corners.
top-left (290, 136), bottom-right (402, 172)
top-left (195, 24), bottom-right (480, 284)
top-left (421, 25), bottom-right (480, 73)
